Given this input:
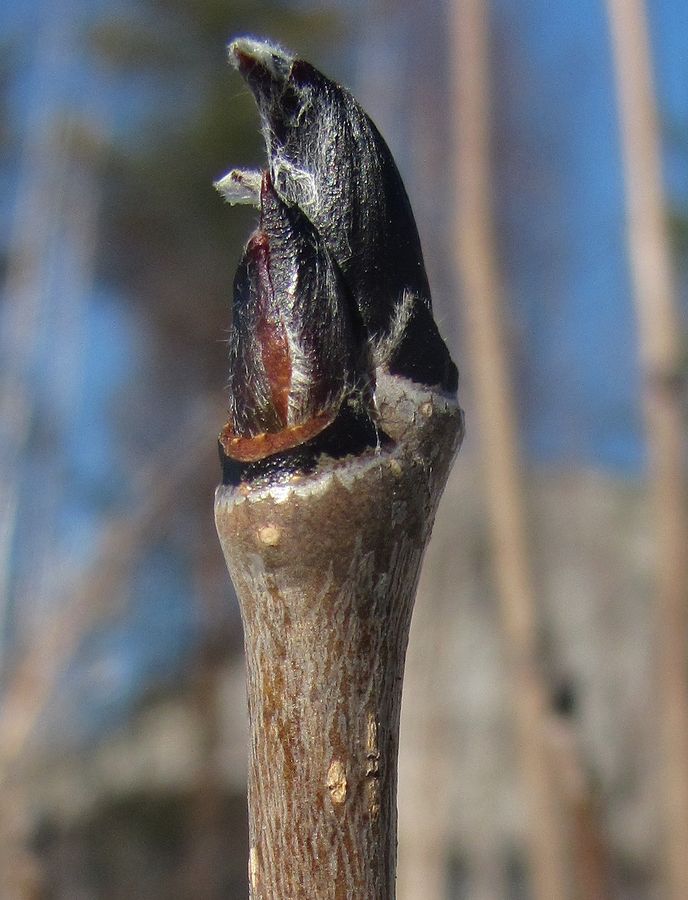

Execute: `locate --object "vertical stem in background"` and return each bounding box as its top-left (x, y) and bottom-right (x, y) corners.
top-left (449, 2), bottom-right (570, 898)
top-left (548, 713), bottom-right (612, 900)
top-left (606, 2), bottom-right (688, 897)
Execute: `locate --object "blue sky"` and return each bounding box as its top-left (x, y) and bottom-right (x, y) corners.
top-left (493, 0), bottom-right (687, 470)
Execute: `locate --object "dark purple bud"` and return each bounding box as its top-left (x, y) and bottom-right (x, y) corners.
top-left (228, 37), bottom-right (458, 392)
top-left (220, 173), bottom-right (363, 463)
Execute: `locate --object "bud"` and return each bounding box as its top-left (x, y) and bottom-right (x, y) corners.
top-left (227, 37), bottom-right (458, 392)
top-left (220, 173), bottom-right (363, 463)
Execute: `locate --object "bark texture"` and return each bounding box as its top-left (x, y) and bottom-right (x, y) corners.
top-left (215, 373), bottom-right (462, 898)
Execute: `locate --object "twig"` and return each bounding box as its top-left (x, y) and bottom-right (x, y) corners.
top-left (214, 38), bottom-right (462, 898)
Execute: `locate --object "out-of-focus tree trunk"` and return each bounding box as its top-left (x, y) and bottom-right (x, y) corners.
top-left (606, 2), bottom-right (688, 897)
top-left (449, 2), bottom-right (571, 898)
top-left (547, 712), bottom-right (612, 900)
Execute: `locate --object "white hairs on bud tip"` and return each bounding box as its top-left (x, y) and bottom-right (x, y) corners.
top-left (227, 37), bottom-right (294, 73)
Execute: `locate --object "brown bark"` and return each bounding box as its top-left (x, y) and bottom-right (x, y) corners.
top-left (606, 2), bottom-right (688, 897)
top-left (215, 374), bottom-right (462, 898)
top-left (396, 578), bottom-right (454, 900)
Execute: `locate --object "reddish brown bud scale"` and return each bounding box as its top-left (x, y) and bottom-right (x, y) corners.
top-left (247, 232), bottom-right (292, 427)
top-left (221, 171), bottom-right (365, 464)
top-left (219, 411), bottom-right (336, 463)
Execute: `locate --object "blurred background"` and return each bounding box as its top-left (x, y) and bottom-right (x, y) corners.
top-left (1, 0), bottom-right (687, 897)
